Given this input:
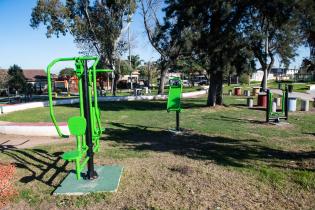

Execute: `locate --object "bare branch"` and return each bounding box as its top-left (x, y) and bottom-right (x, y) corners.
top-left (140, 0), bottom-right (165, 57)
top-left (82, 0), bottom-right (101, 56)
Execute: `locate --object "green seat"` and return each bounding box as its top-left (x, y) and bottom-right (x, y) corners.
top-left (62, 116), bottom-right (88, 180)
top-left (62, 150), bottom-right (82, 161)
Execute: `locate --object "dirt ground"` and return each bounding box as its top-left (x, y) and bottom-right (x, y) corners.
top-left (0, 122), bottom-right (314, 209)
top-left (4, 152), bottom-right (315, 210)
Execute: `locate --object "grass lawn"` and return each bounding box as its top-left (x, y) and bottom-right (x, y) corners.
top-left (0, 96), bottom-right (315, 209)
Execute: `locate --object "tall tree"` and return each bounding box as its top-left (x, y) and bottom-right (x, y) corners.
top-left (59, 68), bottom-right (75, 94)
top-left (30, 0), bottom-right (136, 95)
top-left (59, 68), bottom-right (75, 79)
top-left (164, 0), bottom-right (251, 106)
top-left (0, 70), bottom-right (9, 90)
top-left (295, 0), bottom-right (315, 78)
top-left (243, 1), bottom-right (302, 90)
top-left (296, 0), bottom-right (315, 61)
top-left (140, 0), bottom-right (183, 94)
top-left (7, 65), bottom-right (26, 94)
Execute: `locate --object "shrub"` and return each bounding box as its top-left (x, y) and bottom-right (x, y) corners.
top-left (239, 74), bottom-right (250, 84)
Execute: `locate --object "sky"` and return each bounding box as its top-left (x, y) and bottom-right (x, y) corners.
top-left (0, 0), bottom-right (311, 73)
top-left (0, 0), bottom-right (159, 73)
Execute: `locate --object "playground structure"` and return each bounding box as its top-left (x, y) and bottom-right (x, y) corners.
top-left (47, 57), bottom-right (123, 194)
top-left (266, 87), bottom-right (289, 123)
top-left (167, 77), bottom-right (183, 131)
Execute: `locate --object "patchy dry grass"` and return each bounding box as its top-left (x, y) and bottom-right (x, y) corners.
top-left (1, 96), bottom-right (315, 209)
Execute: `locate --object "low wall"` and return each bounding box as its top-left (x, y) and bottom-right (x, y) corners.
top-left (0, 122), bottom-right (70, 136)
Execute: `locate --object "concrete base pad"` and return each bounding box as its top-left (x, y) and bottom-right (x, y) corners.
top-left (167, 128), bottom-right (193, 136)
top-left (269, 121), bottom-right (290, 126)
top-left (54, 165), bottom-right (123, 195)
top-left (168, 129), bottom-right (183, 135)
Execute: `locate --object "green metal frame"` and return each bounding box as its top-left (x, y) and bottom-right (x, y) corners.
top-left (167, 77), bottom-right (183, 112)
top-left (167, 77), bottom-right (183, 131)
top-left (266, 88), bottom-right (288, 123)
top-left (268, 91), bottom-right (285, 117)
top-left (46, 57), bottom-right (113, 179)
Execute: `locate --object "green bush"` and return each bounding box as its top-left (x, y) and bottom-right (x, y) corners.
top-left (239, 74), bottom-right (250, 84)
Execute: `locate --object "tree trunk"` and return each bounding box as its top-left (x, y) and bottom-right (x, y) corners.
top-left (112, 73), bottom-right (119, 96)
top-left (158, 68), bottom-right (167, 94)
top-left (216, 71), bottom-right (223, 105)
top-left (260, 54), bottom-right (274, 90)
top-left (207, 72), bottom-right (217, 106)
top-left (207, 71), bottom-right (223, 106)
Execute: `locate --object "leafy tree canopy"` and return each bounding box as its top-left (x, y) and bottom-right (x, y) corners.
top-left (8, 64), bottom-right (26, 92)
top-left (59, 68), bottom-right (75, 79)
top-left (128, 55), bottom-right (143, 70)
top-left (30, 0), bottom-right (136, 67)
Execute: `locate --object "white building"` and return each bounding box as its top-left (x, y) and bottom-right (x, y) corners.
top-left (250, 70), bottom-right (275, 81)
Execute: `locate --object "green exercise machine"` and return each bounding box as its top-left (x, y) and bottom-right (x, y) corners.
top-left (47, 56), bottom-right (112, 180)
top-left (167, 77), bottom-right (183, 131)
top-left (266, 87), bottom-right (288, 123)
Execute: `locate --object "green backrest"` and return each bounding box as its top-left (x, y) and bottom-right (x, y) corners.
top-left (167, 77), bottom-right (182, 112)
top-left (68, 116), bottom-right (87, 136)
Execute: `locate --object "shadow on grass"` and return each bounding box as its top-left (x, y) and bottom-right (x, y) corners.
top-left (202, 115), bottom-right (265, 124)
top-left (104, 122), bottom-right (315, 170)
top-left (0, 142), bottom-right (68, 188)
top-left (57, 98), bottom-right (207, 112)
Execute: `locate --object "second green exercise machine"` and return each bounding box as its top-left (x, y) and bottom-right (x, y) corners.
top-left (167, 77), bottom-right (183, 131)
top-left (266, 87), bottom-right (289, 123)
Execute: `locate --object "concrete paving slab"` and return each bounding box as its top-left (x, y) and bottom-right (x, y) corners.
top-left (53, 165), bottom-right (123, 195)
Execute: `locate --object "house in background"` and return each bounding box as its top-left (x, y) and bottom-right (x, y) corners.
top-left (54, 76), bottom-right (79, 93)
top-left (269, 68), bottom-right (299, 80)
top-left (119, 70), bottom-right (141, 88)
top-left (251, 68), bottom-right (300, 82)
top-left (250, 69), bottom-right (275, 81)
top-left (23, 69), bottom-right (47, 93)
top-left (121, 70), bottom-right (140, 84)
top-left (0, 68), bottom-right (48, 94)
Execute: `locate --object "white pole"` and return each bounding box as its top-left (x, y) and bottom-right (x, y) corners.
top-left (128, 15), bottom-right (133, 91)
top-left (263, 30), bottom-right (268, 90)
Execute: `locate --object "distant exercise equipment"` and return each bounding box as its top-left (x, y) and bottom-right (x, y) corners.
top-left (266, 87), bottom-right (288, 123)
top-left (167, 77), bottom-right (182, 131)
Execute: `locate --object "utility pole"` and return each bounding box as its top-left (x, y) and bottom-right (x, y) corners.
top-left (263, 30), bottom-right (269, 91)
top-left (128, 14), bottom-right (133, 91)
top-left (147, 57), bottom-right (154, 88)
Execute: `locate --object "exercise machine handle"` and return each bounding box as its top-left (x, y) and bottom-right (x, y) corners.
top-left (46, 57), bottom-right (99, 138)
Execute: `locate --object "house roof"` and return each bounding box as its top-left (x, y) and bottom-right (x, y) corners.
top-left (132, 70), bottom-right (140, 75)
top-left (0, 69), bottom-right (47, 81)
top-left (23, 69), bottom-right (47, 81)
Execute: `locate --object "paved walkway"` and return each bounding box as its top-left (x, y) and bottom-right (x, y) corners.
top-left (0, 134), bottom-right (73, 149)
top-left (270, 89), bottom-right (315, 101)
